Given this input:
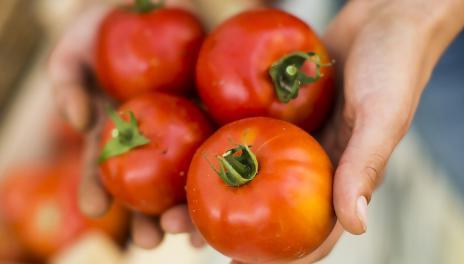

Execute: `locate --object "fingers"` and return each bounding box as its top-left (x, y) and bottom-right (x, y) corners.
top-left (160, 204), bottom-right (195, 234)
top-left (79, 171), bottom-right (112, 218)
top-left (189, 229), bottom-right (206, 249)
top-left (53, 83), bottom-right (93, 131)
top-left (302, 222), bottom-right (343, 263)
top-left (132, 213), bottom-right (165, 249)
top-left (333, 86), bottom-right (410, 235)
top-left (48, 5), bottom-right (110, 131)
top-left (160, 204), bottom-right (206, 248)
top-left (334, 106), bottom-right (406, 235)
top-left (79, 95), bottom-right (112, 216)
top-left (79, 111), bottom-right (112, 217)
top-left (132, 205), bottom-right (202, 249)
top-left (331, 8), bottom-right (436, 235)
top-left (333, 34), bottom-right (416, 235)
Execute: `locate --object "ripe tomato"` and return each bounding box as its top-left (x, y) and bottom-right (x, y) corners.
top-left (95, 1), bottom-right (205, 101)
top-left (196, 9), bottom-right (335, 132)
top-left (99, 92), bottom-right (213, 215)
top-left (0, 156), bottom-right (129, 260)
top-left (187, 117), bottom-right (335, 263)
top-left (0, 218), bottom-right (31, 262)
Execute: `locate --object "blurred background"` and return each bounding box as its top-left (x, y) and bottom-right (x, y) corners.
top-left (0, 0), bottom-right (462, 263)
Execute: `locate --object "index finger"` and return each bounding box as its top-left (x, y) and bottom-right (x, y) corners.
top-left (79, 95), bottom-right (113, 217)
top-left (48, 5), bottom-right (110, 131)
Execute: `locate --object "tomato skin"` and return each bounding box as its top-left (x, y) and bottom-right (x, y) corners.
top-left (196, 9), bottom-right (334, 132)
top-left (99, 93), bottom-right (213, 215)
top-left (96, 7), bottom-right (205, 101)
top-left (0, 218), bottom-right (31, 262)
top-left (0, 156), bottom-right (129, 260)
top-left (187, 117), bottom-right (335, 263)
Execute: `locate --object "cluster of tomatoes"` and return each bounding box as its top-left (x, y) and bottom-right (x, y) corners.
top-left (95, 1), bottom-right (338, 263)
top-left (0, 1), bottom-right (337, 263)
top-left (95, 2), bottom-right (336, 263)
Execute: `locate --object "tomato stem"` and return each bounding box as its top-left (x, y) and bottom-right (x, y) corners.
top-left (98, 107), bottom-right (150, 163)
top-left (133, 0), bottom-right (164, 13)
top-left (210, 144), bottom-right (258, 187)
top-left (269, 52), bottom-right (332, 103)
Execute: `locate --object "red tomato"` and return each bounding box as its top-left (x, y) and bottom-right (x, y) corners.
top-left (0, 218), bottom-right (32, 262)
top-left (96, 3), bottom-right (205, 101)
top-left (196, 9), bottom-right (335, 132)
top-left (187, 117), bottom-right (335, 263)
top-left (0, 157), bottom-right (129, 260)
top-left (99, 92), bottom-right (213, 215)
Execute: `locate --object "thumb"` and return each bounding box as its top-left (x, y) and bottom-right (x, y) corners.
top-left (332, 13), bottom-right (427, 235)
top-left (333, 105), bottom-right (408, 235)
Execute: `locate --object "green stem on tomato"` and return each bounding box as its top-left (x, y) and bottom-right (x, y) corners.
top-left (98, 108), bottom-right (150, 163)
top-left (133, 0), bottom-right (164, 13)
top-left (209, 144), bottom-right (258, 187)
top-left (269, 51), bottom-right (332, 103)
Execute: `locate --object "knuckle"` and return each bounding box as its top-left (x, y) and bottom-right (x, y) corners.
top-left (358, 99), bottom-right (412, 139)
top-left (363, 152), bottom-right (386, 198)
top-left (342, 105), bottom-right (356, 132)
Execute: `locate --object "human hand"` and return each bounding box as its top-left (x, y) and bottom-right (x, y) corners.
top-left (235, 0), bottom-right (464, 262)
top-left (47, 2), bottom-right (204, 249)
top-left (309, 0), bottom-right (464, 261)
top-left (49, 0), bottom-right (464, 260)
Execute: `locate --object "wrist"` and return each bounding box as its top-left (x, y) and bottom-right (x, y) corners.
top-left (371, 0), bottom-right (463, 67)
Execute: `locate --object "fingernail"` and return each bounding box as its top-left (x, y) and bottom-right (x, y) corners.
top-left (356, 196), bottom-right (368, 233)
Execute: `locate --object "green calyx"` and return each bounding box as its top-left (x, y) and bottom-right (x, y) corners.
top-left (98, 108), bottom-right (150, 163)
top-left (269, 51), bottom-right (332, 103)
top-left (209, 144), bottom-right (259, 187)
top-left (133, 0), bottom-right (164, 13)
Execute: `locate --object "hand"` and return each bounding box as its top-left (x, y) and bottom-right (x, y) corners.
top-left (48, 2), bottom-right (204, 249)
top-left (311, 0), bottom-right (464, 261)
top-left (236, 0), bottom-right (464, 263)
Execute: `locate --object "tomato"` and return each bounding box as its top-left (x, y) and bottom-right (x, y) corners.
top-left (95, 1), bottom-right (205, 101)
top-left (99, 92), bottom-right (213, 215)
top-left (196, 9), bottom-right (335, 132)
top-left (0, 156), bottom-right (129, 260)
top-left (0, 218), bottom-right (31, 262)
top-left (187, 117), bottom-right (335, 263)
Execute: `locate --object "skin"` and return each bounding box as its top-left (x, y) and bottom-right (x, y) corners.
top-left (99, 93), bottom-right (213, 215)
top-left (96, 7), bottom-right (205, 101)
top-left (48, 0), bottom-right (464, 261)
top-left (187, 117), bottom-right (335, 263)
top-left (49, 114), bottom-right (84, 154)
top-left (47, 0), bottom-right (260, 251)
top-left (196, 9), bottom-right (335, 132)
